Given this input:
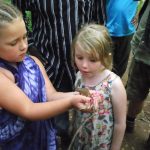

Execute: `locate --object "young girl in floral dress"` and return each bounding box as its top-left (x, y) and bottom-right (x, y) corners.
top-left (70, 24), bottom-right (127, 150)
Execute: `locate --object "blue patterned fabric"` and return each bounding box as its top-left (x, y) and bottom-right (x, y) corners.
top-left (0, 56), bottom-right (56, 150)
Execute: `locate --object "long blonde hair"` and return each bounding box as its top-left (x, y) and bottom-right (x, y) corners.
top-left (71, 24), bottom-right (112, 69)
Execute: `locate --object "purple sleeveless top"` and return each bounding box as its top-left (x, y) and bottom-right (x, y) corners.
top-left (0, 56), bottom-right (56, 150)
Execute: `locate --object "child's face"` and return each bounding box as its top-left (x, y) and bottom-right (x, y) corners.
top-left (0, 18), bottom-right (28, 63)
top-left (75, 43), bottom-right (104, 78)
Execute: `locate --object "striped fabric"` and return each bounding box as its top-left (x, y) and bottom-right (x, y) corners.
top-left (12, 0), bottom-right (103, 89)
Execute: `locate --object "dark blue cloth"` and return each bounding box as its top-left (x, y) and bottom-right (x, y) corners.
top-left (0, 56), bottom-right (56, 150)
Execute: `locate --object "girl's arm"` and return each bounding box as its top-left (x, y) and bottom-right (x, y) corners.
top-left (31, 56), bottom-right (79, 101)
top-left (110, 77), bottom-right (127, 150)
top-left (0, 68), bottom-right (90, 121)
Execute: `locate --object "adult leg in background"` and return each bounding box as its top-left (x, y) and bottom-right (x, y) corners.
top-left (111, 34), bottom-right (133, 78)
top-left (126, 59), bottom-right (150, 133)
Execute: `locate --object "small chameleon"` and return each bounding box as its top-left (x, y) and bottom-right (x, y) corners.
top-left (76, 88), bottom-right (91, 97)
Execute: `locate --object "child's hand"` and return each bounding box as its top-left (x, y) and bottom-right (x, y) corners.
top-left (76, 88), bottom-right (103, 112)
top-left (71, 93), bottom-right (92, 112)
top-left (76, 88), bottom-right (93, 111)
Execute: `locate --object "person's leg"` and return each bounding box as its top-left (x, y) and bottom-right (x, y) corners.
top-left (126, 59), bottom-right (150, 133)
top-left (111, 34), bottom-right (133, 77)
top-left (126, 100), bottom-right (144, 133)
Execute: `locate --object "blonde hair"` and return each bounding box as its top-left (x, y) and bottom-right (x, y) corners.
top-left (71, 24), bottom-right (112, 69)
top-left (0, 1), bottom-right (22, 28)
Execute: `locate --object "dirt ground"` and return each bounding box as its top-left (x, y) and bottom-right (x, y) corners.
top-left (121, 56), bottom-right (150, 150)
top-left (121, 97), bottom-right (150, 150)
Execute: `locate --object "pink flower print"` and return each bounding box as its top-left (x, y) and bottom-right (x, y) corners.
top-left (103, 82), bottom-right (108, 88)
top-left (99, 93), bottom-right (104, 100)
top-left (98, 104), bottom-right (105, 114)
top-left (89, 90), bottom-right (103, 111)
top-left (100, 143), bottom-right (107, 148)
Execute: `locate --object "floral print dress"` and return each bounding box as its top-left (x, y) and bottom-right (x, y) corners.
top-left (71, 71), bottom-right (118, 150)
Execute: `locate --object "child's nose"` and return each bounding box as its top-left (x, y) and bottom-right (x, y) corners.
top-left (82, 61), bottom-right (88, 68)
top-left (19, 40), bottom-right (27, 51)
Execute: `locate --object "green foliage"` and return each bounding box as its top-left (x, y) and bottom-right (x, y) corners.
top-left (4, 0), bottom-right (32, 31)
top-left (138, 0), bottom-right (145, 12)
top-left (25, 11), bottom-right (32, 32)
top-left (4, 0), bottom-right (11, 4)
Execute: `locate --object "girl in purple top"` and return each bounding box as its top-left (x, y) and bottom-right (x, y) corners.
top-left (0, 2), bottom-right (91, 150)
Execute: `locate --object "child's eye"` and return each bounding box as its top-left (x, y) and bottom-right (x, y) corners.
top-left (9, 41), bottom-right (17, 46)
top-left (78, 57), bottom-right (83, 60)
top-left (90, 59), bottom-right (97, 62)
top-left (76, 56), bottom-right (83, 60)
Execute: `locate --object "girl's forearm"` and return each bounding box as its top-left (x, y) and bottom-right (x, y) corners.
top-left (23, 97), bottom-right (72, 121)
top-left (110, 123), bottom-right (126, 150)
top-left (47, 92), bottom-right (78, 101)
top-left (47, 91), bottom-right (64, 101)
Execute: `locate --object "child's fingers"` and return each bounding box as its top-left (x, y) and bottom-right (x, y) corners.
top-left (79, 102), bottom-right (96, 113)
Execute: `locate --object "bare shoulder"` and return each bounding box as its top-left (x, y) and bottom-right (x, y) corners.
top-left (0, 67), bottom-right (15, 83)
top-left (110, 73), bottom-right (126, 98)
top-left (30, 55), bottom-right (41, 65)
top-left (104, 70), bottom-right (124, 88)
top-left (110, 73), bottom-right (124, 89)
